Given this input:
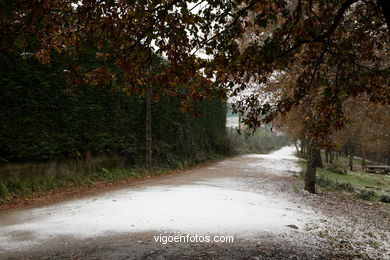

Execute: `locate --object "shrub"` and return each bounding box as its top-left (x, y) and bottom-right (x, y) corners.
top-left (317, 176), bottom-right (333, 187)
top-left (6, 179), bottom-right (30, 196)
top-left (0, 183), bottom-right (9, 200)
top-left (335, 182), bottom-right (355, 192)
top-left (379, 194), bottom-right (390, 203)
top-left (356, 189), bottom-right (376, 201)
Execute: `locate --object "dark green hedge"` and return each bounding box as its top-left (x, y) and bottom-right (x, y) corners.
top-left (0, 54), bottom-right (228, 164)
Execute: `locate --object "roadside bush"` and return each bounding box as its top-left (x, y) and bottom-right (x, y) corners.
top-left (31, 179), bottom-right (44, 194)
top-left (335, 182), bottom-right (355, 192)
top-left (0, 183), bottom-right (9, 200)
top-left (355, 189), bottom-right (376, 201)
top-left (317, 176), bottom-right (355, 193)
top-left (379, 194), bottom-right (390, 203)
top-left (317, 176), bottom-right (333, 187)
top-left (6, 179), bottom-right (30, 196)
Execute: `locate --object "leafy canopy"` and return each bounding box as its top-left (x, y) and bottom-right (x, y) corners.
top-left (1, 0), bottom-right (389, 138)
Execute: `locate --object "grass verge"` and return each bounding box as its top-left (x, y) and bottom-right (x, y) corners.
top-left (298, 159), bottom-right (390, 203)
top-left (0, 166), bottom-right (174, 204)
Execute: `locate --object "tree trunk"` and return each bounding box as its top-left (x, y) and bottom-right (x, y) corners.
top-left (376, 150), bottom-right (380, 164)
top-left (300, 140), bottom-right (304, 155)
top-left (325, 148), bottom-right (329, 163)
top-left (244, 129), bottom-right (249, 141)
top-left (305, 143), bottom-right (317, 194)
top-left (379, 0), bottom-right (390, 34)
top-left (361, 147), bottom-right (366, 170)
top-left (238, 114), bottom-right (241, 132)
top-left (336, 151), bottom-right (339, 161)
top-left (300, 139), bottom-right (306, 155)
top-left (330, 150), bottom-right (333, 164)
top-left (294, 142), bottom-right (299, 154)
top-left (315, 148), bottom-right (323, 168)
top-left (145, 85), bottom-right (152, 168)
top-left (349, 152), bottom-right (353, 171)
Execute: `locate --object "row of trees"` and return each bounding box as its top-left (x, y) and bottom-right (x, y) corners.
top-left (0, 52), bottom-right (229, 166)
top-left (235, 0), bottom-right (389, 192)
top-left (280, 97), bottom-right (390, 172)
top-left (331, 98), bottom-right (390, 169)
top-left (1, 1), bottom-right (389, 192)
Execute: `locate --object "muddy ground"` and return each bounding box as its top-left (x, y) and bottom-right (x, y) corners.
top-left (0, 146), bottom-right (389, 259)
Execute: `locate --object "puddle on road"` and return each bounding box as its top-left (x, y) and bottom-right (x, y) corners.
top-left (0, 146), bottom-right (319, 252)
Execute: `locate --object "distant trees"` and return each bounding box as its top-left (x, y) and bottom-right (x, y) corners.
top-left (281, 96), bottom-right (390, 177)
top-left (331, 97), bottom-right (390, 169)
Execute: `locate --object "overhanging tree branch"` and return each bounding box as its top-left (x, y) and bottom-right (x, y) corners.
top-left (378, 0), bottom-right (390, 32)
top-left (281, 0), bottom-right (359, 56)
top-left (192, 0), bottom-right (262, 55)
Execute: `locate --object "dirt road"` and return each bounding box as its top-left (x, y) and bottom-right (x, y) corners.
top-left (0, 146), bottom-right (389, 259)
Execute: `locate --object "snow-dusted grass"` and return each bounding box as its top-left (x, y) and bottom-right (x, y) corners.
top-left (299, 159), bottom-right (390, 202)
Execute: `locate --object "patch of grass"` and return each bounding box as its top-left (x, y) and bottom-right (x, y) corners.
top-left (299, 159), bottom-right (390, 203)
top-left (1, 148), bottom-right (237, 204)
top-left (0, 166), bottom-right (175, 203)
top-left (317, 176), bottom-right (333, 187)
top-left (316, 167), bottom-right (390, 194)
top-left (355, 189), bottom-right (376, 201)
top-left (31, 178), bottom-right (64, 194)
top-left (6, 179), bottom-right (31, 197)
top-left (326, 164), bottom-right (347, 175)
top-left (0, 183), bottom-right (9, 200)
top-left (335, 182), bottom-right (355, 192)
top-left (291, 185), bottom-right (298, 192)
top-left (321, 152), bottom-right (363, 171)
top-left (379, 194), bottom-right (390, 203)
top-left (368, 241), bottom-right (381, 250)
